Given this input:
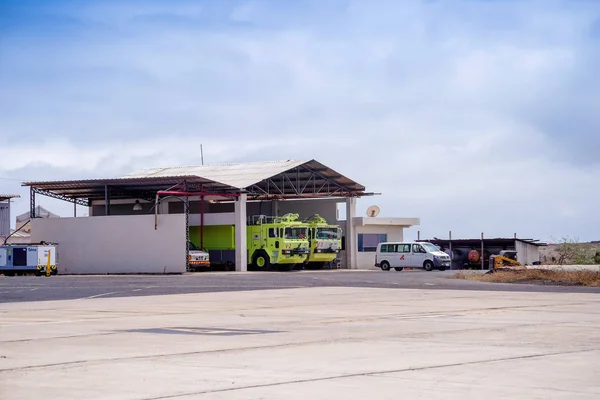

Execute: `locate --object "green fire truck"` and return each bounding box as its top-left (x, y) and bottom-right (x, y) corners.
top-left (191, 213), bottom-right (310, 271)
top-left (303, 214), bottom-right (342, 269)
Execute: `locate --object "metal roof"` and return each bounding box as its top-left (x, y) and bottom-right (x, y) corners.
top-left (16, 206), bottom-right (60, 222)
top-left (0, 194), bottom-right (20, 202)
top-left (21, 175), bottom-right (238, 205)
top-left (124, 159), bottom-right (310, 189)
top-left (22, 159), bottom-right (368, 204)
top-left (8, 229), bottom-right (30, 238)
top-left (422, 238), bottom-right (548, 247)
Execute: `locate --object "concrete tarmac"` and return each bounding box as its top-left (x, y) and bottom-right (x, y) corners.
top-left (1, 286), bottom-right (600, 399)
top-left (2, 270), bottom-right (600, 304)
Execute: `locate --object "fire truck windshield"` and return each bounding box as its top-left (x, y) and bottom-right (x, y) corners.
top-left (284, 227), bottom-right (307, 239)
top-left (316, 227), bottom-right (340, 239)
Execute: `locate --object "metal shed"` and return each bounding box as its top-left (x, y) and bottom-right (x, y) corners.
top-left (421, 237), bottom-right (547, 269)
top-left (1, 194), bottom-right (20, 241)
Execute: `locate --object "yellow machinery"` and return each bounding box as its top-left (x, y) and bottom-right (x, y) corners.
top-left (490, 250), bottom-right (526, 271)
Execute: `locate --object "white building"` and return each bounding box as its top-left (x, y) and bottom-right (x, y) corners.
top-left (23, 160), bottom-right (419, 274)
top-left (0, 194), bottom-right (20, 244)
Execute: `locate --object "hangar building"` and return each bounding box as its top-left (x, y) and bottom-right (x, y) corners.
top-left (22, 160), bottom-right (419, 274)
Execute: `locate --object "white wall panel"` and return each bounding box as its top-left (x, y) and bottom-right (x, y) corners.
top-left (30, 214), bottom-right (186, 274)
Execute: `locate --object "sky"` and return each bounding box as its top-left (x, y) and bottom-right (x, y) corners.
top-left (1, 0), bottom-right (599, 243)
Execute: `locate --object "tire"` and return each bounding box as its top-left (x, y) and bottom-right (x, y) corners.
top-left (380, 261), bottom-right (391, 271)
top-left (34, 270), bottom-right (42, 277)
top-left (424, 261), bottom-right (434, 271)
top-left (3, 271), bottom-right (15, 277)
top-left (438, 266), bottom-right (446, 271)
top-left (394, 267), bottom-right (403, 271)
top-left (253, 252), bottom-right (271, 271)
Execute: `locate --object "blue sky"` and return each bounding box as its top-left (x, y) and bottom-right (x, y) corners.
top-left (1, 0), bottom-right (599, 242)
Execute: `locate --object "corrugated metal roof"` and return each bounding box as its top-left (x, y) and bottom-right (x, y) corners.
top-left (9, 229), bottom-right (30, 238)
top-left (123, 160), bottom-right (310, 189)
top-left (423, 238), bottom-right (548, 247)
top-left (21, 159), bottom-right (368, 200)
top-left (0, 194), bottom-right (21, 202)
top-left (16, 206), bottom-right (60, 222)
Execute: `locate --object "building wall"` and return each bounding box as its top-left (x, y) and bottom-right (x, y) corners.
top-left (92, 202), bottom-right (155, 216)
top-left (0, 202), bottom-right (10, 238)
top-left (30, 214), bottom-right (186, 274)
top-left (188, 212), bottom-right (234, 226)
top-left (354, 225), bottom-right (405, 269)
top-left (515, 241), bottom-right (540, 265)
top-left (337, 225), bottom-right (406, 269)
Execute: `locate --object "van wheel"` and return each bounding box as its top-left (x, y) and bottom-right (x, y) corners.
top-left (380, 261), bottom-right (391, 271)
top-left (438, 266), bottom-right (446, 271)
top-left (424, 261), bottom-right (434, 271)
top-left (394, 267), bottom-right (403, 271)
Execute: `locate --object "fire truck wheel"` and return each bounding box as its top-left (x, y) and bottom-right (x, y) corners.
top-left (253, 251), bottom-right (271, 271)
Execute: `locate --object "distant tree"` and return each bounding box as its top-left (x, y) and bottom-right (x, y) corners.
top-left (594, 251), bottom-right (600, 265)
top-left (552, 236), bottom-right (591, 265)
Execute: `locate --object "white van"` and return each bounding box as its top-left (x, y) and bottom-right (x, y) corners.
top-left (374, 241), bottom-right (451, 271)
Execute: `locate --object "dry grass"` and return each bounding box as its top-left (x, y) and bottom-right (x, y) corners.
top-left (453, 268), bottom-right (600, 287)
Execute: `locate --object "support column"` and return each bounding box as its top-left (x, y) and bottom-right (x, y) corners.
top-left (271, 200), bottom-right (279, 217)
top-left (30, 187), bottom-right (36, 218)
top-left (345, 197), bottom-right (357, 269)
top-left (104, 185), bottom-right (110, 216)
top-left (235, 193), bottom-right (248, 272)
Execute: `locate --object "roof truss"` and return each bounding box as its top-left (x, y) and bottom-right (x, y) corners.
top-left (22, 160), bottom-right (370, 212)
top-left (246, 163), bottom-right (364, 199)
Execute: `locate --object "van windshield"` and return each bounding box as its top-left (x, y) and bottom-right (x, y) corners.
top-left (422, 243), bottom-right (441, 253)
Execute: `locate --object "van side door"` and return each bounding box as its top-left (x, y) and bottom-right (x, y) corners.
top-left (411, 243), bottom-right (427, 268)
top-left (397, 244), bottom-right (411, 267)
top-left (386, 244), bottom-right (398, 267)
